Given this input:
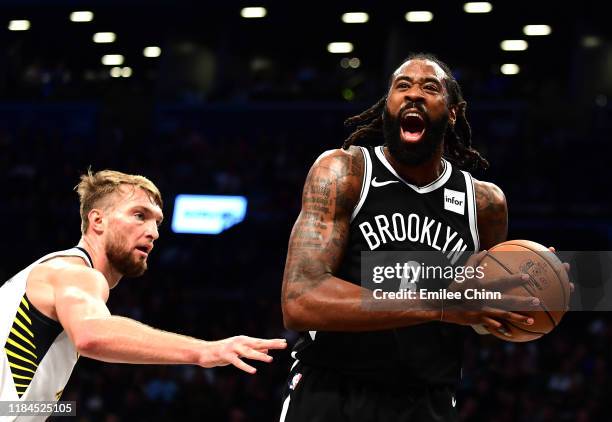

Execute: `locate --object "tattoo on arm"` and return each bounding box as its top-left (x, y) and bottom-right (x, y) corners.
top-left (282, 151), bottom-right (363, 302)
top-left (475, 181), bottom-right (508, 249)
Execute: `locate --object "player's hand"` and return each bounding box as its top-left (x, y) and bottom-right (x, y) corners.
top-left (443, 308), bottom-right (534, 337)
top-left (447, 250), bottom-right (540, 314)
top-left (443, 250), bottom-right (540, 338)
top-left (199, 336), bottom-right (287, 374)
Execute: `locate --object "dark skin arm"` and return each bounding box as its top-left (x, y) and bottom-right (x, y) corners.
top-left (281, 149), bottom-right (530, 332)
top-left (281, 147), bottom-right (443, 332)
top-left (473, 179), bottom-right (508, 250)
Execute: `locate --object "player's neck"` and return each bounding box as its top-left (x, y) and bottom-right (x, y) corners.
top-left (383, 146), bottom-right (445, 187)
top-left (77, 237), bottom-right (123, 288)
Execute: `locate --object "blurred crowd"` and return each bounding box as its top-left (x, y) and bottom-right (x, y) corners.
top-left (0, 95), bottom-right (610, 421)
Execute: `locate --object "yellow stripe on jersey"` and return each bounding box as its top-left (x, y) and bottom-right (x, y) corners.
top-left (5, 348), bottom-right (38, 367)
top-left (14, 383), bottom-right (30, 388)
top-left (10, 328), bottom-right (36, 349)
top-left (21, 297), bottom-right (30, 310)
top-left (13, 318), bottom-right (34, 338)
top-left (6, 338), bottom-right (37, 359)
top-left (12, 373), bottom-right (33, 381)
top-left (17, 307), bottom-right (32, 325)
top-left (9, 361), bottom-right (36, 374)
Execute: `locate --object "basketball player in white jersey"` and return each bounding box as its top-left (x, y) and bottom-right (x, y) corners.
top-left (279, 54), bottom-right (570, 421)
top-left (0, 169), bottom-right (286, 418)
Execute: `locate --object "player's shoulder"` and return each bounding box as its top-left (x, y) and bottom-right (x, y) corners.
top-left (38, 257), bottom-right (108, 293)
top-left (472, 178), bottom-right (507, 216)
top-left (311, 146), bottom-right (364, 179)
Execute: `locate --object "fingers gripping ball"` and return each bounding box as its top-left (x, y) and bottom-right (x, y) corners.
top-left (480, 240), bottom-right (570, 342)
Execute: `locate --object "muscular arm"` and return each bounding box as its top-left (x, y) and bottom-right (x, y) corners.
top-left (53, 266), bottom-right (285, 371)
top-left (281, 147), bottom-right (441, 332)
top-left (474, 179), bottom-right (508, 250)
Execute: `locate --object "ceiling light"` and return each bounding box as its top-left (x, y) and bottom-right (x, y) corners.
top-left (342, 12), bottom-right (369, 23)
top-left (110, 67), bottom-right (121, 78)
top-left (102, 55), bottom-right (124, 65)
top-left (8, 20), bottom-right (30, 31)
top-left (405, 11), bottom-right (433, 22)
top-left (463, 2), bottom-right (493, 13)
top-left (143, 46), bottom-right (161, 57)
top-left (500, 64), bottom-right (520, 75)
top-left (240, 7), bottom-right (267, 18)
top-left (523, 25), bottom-right (552, 36)
top-left (500, 40), bottom-right (528, 51)
top-left (328, 42), bottom-right (354, 54)
top-left (70, 11), bottom-right (93, 22)
top-left (93, 32), bottom-right (116, 43)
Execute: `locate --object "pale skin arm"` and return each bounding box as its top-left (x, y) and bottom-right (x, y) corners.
top-left (53, 266), bottom-right (286, 373)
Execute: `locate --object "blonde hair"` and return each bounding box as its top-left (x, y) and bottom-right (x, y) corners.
top-left (75, 169), bottom-right (163, 234)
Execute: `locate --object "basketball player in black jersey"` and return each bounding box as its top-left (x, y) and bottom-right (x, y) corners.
top-left (279, 54), bottom-right (565, 421)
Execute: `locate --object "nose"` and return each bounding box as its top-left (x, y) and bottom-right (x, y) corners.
top-left (404, 85), bottom-right (425, 103)
top-left (146, 221), bottom-right (160, 240)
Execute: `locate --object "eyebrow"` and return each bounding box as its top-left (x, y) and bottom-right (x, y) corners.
top-left (393, 75), bottom-right (443, 85)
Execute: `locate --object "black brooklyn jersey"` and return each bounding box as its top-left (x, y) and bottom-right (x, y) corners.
top-left (292, 145), bottom-right (480, 386)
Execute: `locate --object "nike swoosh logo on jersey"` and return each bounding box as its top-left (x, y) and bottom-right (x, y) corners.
top-left (371, 177), bottom-right (399, 187)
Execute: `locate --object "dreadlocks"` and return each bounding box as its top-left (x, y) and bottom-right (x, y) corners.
top-left (342, 53), bottom-right (489, 172)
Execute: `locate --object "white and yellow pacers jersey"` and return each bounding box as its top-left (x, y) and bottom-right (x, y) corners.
top-left (0, 247), bottom-right (93, 419)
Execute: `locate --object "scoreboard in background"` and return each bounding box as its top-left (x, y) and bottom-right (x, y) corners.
top-left (171, 194), bottom-right (248, 235)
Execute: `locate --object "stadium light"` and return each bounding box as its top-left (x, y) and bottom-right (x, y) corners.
top-left (328, 42), bottom-right (354, 54)
top-left (70, 11), bottom-right (94, 22)
top-left (121, 67), bottom-right (132, 78)
top-left (463, 2), bottom-right (493, 13)
top-left (240, 7), bottom-right (267, 18)
top-left (523, 25), bottom-right (552, 36)
top-left (110, 67), bottom-right (121, 78)
top-left (500, 64), bottom-right (520, 75)
top-left (102, 55), bottom-right (124, 65)
top-left (405, 11), bottom-right (433, 22)
top-left (341, 12), bottom-right (369, 23)
top-left (500, 40), bottom-right (528, 51)
top-left (143, 46), bottom-right (161, 57)
top-left (93, 32), bottom-right (116, 43)
top-left (8, 20), bottom-right (30, 31)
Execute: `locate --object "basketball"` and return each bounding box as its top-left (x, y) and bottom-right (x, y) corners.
top-left (478, 240), bottom-right (570, 342)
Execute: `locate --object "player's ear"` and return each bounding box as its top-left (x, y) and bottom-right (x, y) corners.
top-left (88, 208), bottom-right (106, 234)
top-left (448, 101), bottom-right (465, 127)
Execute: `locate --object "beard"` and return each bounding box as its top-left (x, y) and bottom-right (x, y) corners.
top-left (382, 102), bottom-right (449, 166)
top-left (106, 230), bottom-right (147, 278)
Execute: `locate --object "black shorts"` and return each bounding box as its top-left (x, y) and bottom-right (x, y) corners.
top-left (279, 361), bottom-right (458, 422)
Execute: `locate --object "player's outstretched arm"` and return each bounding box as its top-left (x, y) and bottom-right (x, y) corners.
top-left (281, 147), bottom-right (442, 332)
top-left (53, 266), bottom-right (286, 373)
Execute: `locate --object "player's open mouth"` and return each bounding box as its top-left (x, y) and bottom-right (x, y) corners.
top-left (135, 246), bottom-right (150, 257)
top-left (400, 112), bottom-right (426, 143)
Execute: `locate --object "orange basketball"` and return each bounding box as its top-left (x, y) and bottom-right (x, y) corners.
top-left (478, 240), bottom-right (570, 342)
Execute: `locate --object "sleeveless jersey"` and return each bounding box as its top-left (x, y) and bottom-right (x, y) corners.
top-left (0, 247), bottom-right (93, 419)
top-left (292, 145), bottom-right (480, 386)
